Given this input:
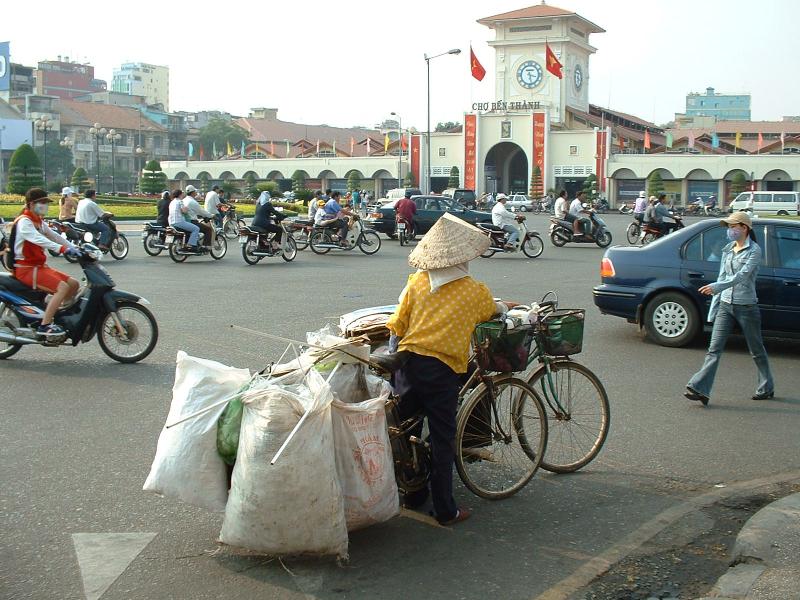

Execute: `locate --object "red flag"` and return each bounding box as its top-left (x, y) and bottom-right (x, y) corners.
top-left (270, 140), bottom-right (275, 156)
top-left (545, 42), bottom-right (563, 79)
top-left (470, 46), bottom-right (486, 81)
top-left (401, 133), bottom-right (408, 151)
top-left (757, 132), bottom-right (763, 149)
top-left (644, 129), bottom-right (651, 150)
top-left (350, 136), bottom-right (355, 154)
top-left (618, 134), bottom-right (624, 151)
top-left (199, 145), bottom-right (205, 160)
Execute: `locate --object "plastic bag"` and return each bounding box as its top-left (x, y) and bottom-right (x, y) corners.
top-left (315, 362), bottom-right (390, 404)
top-left (219, 368), bottom-right (348, 557)
top-left (143, 351), bottom-right (251, 512)
top-left (216, 396), bottom-right (244, 466)
top-left (332, 393), bottom-right (399, 531)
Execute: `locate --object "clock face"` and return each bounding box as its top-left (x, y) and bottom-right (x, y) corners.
top-left (574, 64), bottom-right (583, 91)
top-left (516, 60), bottom-right (543, 89)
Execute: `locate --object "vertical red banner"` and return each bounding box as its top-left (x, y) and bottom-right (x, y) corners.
top-left (595, 130), bottom-right (607, 192)
top-left (464, 114), bottom-right (477, 190)
top-left (532, 113), bottom-right (545, 182)
top-left (411, 135), bottom-right (421, 188)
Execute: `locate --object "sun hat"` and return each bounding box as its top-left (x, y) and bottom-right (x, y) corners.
top-left (408, 213), bottom-right (490, 270)
top-left (638, 191), bottom-right (646, 197)
top-left (25, 188), bottom-right (53, 203)
top-left (61, 186), bottom-right (75, 196)
top-left (496, 193), bottom-right (508, 200)
top-left (185, 185), bottom-right (198, 193)
top-left (720, 211), bottom-right (752, 229)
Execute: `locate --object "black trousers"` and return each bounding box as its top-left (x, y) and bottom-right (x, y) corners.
top-left (251, 223), bottom-right (281, 243)
top-left (394, 353), bottom-right (460, 521)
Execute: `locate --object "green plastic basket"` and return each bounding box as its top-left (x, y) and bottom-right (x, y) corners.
top-left (474, 321), bottom-right (534, 373)
top-left (537, 309), bottom-right (585, 356)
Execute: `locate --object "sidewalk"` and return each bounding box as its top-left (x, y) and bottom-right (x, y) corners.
top-left (697, 492), bottom-right (800, 599)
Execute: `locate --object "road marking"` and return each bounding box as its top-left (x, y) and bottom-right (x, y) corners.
top-left (72, 533), bottom-right (157, 600)
top-left (533, 469), bottom-right (800, 600)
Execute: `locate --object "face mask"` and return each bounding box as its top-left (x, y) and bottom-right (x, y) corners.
top-left (33, 203), bottom-right (49, 216)
top-left (726, 227), bottom-right (743, 242)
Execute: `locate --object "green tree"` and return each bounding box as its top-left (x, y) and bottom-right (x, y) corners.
top-left (291, 170), bottom-right (306, 194)
top-left (448, 166), bottom-right (460, 188)
top-left (582, 173), bottom-right (598, 200)
top-left (198, 118), bottom-right (248, 157)
top-left (221, 180), bottom-right (240, 197)
top-left (244, 172), bottom-right (258, 198)
top-left (255, 181), bottom-right (281, 197)
top-left (346, 170), bottom-right (362, 192)
top-left (7, 144), bottom-right (44, 194)
top-left (71, 167), bottom-right (91, 192)
top-left (647, 171), bottom-right (665, 198)
top-left (34, 139), bottom-right (75, 187)
top-left (404, 171), bottom-right (416, 187)
top-left (529, 166), bottom-right (543, 198)
top-left (141, 159), bottom-right (167, 194)
top-left (435, 121), bottom-right (461, 132)
top-left (198, 172), bottom-right (209, 195)
top-left (729, 171), bottom-right (748, 203)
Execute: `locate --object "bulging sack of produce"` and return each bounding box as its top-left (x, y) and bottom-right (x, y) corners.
top-left (332, 393), bottom-right (399, 531)
top-left (219, 368), bottom-right (348, 558)
top-left (143, 351), bottom-right (251, 512)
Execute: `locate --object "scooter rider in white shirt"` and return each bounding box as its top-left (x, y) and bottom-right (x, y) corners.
top-left (491, 194), bottom-right (519, 250)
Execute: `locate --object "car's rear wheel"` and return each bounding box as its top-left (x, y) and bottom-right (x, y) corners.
top-left (777, 210), bottom-right (789, 216)
top-left (643, 292), bottom-right (700, 347)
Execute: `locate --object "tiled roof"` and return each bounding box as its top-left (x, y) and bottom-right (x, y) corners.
top-left (589, 104), bottom-right (663, 132)
top-left (477, 2), bottom-right (605, 32)
top-left (671, 121), bottom-right (800, 136)
top-left (58, 99), bottom-right (166, 132)
top-left (0, 98), bottom-right (24, 119)
top-left (236, 117), bottom-right (386, 158)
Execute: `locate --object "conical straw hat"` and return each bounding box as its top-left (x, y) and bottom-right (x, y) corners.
top-left (408, 213), bottom-right (490, 270)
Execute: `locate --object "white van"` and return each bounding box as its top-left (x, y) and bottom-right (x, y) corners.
top-left (729, 191), bottom-right (799, 215)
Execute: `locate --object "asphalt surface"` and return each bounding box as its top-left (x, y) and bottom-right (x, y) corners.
top-left (2, 213), bottom-right (799, 600)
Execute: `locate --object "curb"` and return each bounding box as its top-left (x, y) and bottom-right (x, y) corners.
top-left (702, 492), bottom-right (800, 599)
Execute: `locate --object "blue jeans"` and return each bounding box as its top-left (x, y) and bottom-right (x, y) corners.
top-left (82, 221), bottom-right (111, 246)
top-left (687, 302), bottom-right (774, 398)
top-left (172, 221), bottom-right (200, 246)
top-left (502, 224), bottom-right (519, 246)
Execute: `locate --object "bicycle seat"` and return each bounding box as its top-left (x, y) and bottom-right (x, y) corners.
top-left (370, 351), bottom-right (410, 373)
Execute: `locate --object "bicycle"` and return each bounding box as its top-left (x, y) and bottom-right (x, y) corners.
top-left (626, 219), bottom-right (642, 245)
top-left (517, 292), bottom-right (610, 473)
top-left (371, 323), bottom-right (549, 501)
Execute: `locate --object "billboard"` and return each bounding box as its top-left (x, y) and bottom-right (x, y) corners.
top-left (0, 42), bottom-right (9, 92)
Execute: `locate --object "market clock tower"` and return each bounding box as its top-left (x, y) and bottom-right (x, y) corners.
top-left (477, 2), bottom-right (604, 123)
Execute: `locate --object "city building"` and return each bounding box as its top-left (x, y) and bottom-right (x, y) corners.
top-left (35, 58), bottom-right (107, 100)
top-left (73, 91), bottom-right (147, 107)
top-left (0, 98), bottom-right (33, 192)
top-left (8, 63), bottom-right (36, 98)
top-left (112, 63), bottom-right (169, 111)
top-left (684, 87), bottom-right (751, 121)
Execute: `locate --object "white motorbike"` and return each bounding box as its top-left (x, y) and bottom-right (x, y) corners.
top-left (477, 215), bottom-right (545, 258)
top-left (309, 214), bottom-right (382, 255)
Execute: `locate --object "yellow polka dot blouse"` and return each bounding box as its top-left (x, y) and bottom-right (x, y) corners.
top-left (387, 271), bottom-right (496, 373)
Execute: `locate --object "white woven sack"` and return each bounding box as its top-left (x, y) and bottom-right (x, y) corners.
top-left (143, 351), bottom-right (251, 512)
top-left (331, 393), bottom-right (399, 531)
top-left (219, 368), bottom-right (348, 557)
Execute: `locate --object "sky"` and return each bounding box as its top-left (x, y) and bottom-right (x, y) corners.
top-left (4, 0), bottom-right (800, 131)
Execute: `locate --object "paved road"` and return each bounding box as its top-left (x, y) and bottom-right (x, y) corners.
top-left (2, 214), bottom-right (799, 600)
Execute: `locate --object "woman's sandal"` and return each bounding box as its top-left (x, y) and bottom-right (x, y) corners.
top-left (438, 507), bottom-right (471, 526)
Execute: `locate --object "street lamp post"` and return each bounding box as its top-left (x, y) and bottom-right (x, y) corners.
top-left (60, 137), bottom-right (74, 188)
top-left (106, 129), bottom-right (121, 194)
top-left (424, 48), bottom-right (460, 193)
top-left (89, 123), bottom-right (107, 192)
top-left (35, 116), bottom-right (54, 187)
top-left (135, 146), bottom-right (145, 194)
top-left (390, 112), bottom-right (403, 189)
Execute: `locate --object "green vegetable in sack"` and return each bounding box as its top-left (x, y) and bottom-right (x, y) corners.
top-left (217, 396), bottom-right (244, 466)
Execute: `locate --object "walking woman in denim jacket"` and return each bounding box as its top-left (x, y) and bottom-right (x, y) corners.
top-left (685, 212), bottom-right (774, 405)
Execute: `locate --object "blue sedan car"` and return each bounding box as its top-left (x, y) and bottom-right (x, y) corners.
top-left (593, 218), bottom-right (800, 347)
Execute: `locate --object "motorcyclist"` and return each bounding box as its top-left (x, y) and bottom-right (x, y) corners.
top-left (76, 189), bottom-right (113, 250)
top-left (491, 193), bottom-right (519, 250)
top-left (387, 213), bottom-right (510, 526)
top-left (8, 188), bottom-right (80, 338)
top-left (308, 190), bottom-right (324, 221)
top-left (58, 186), bottom-right (78, 223)
top-left (652, 193), bottom-right (682, 236)
top-left (204, 185), bottom-right (224, 226)
top-left (321, 191), bottom-right (351, 245)
top-left (156, 190), bottom-right (171, 227)
top-left (633, 191), bottom-right (647, 224)
top-left (183, 185), bottom-right (215, 247)
top-left (568, 191), bottom-right (591, 237)
top-left (168, 189), bottom-right (200, 251)
top-left (251, 191), bottom-right (286, 251)
top-left (553, 189), bottom-right (568, 220)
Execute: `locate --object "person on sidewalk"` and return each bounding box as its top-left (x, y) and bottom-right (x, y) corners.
top-left (685, 212), bottom-right (774, 405)
top-left (387, 213), bottom-right (509, 526)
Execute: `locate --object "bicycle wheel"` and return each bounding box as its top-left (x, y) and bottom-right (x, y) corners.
top-left (525, 360), bottom-right (610, 473)
top-left (625, 222), bottom-right (640, 245)
top-left (455, 376), bottom-right (547, 500)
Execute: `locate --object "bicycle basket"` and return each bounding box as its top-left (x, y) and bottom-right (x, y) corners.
top-left (474, 321), bottom-right (533, 373)
top-left (537, 309), bottom-right (585, 356)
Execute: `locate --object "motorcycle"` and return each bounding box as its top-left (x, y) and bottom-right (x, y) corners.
top-left (477, 215), bottom-right (544, 258)
top-left (220, 203), bottom-right (247, 239)
top-left (309, 214), bottom-right (382, 255)
top-left (141, 222), bottom-right (170, 256)
top-left (239, 222), bottom-right (297, 264)
top-left (164, 219), bottom-right (227, 262)
top-left (593, 198), bottom-right (609, 214)
top-left (639, 215), bottom-right (685, 245)
top-left (0, 239), bottom-right (158, 362)
top-left (285, 218), bottom-right (313, 251)
top-left (549, 209), bottom-right (613, 248)
top-left (0, 218), bottom-right (10, 273)
top-left (53, 217), bottom-right (129, 262)
top-left (618, 203), bottom-right (634, 215)
top-left (396, 217), bottom-right (416, 247)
